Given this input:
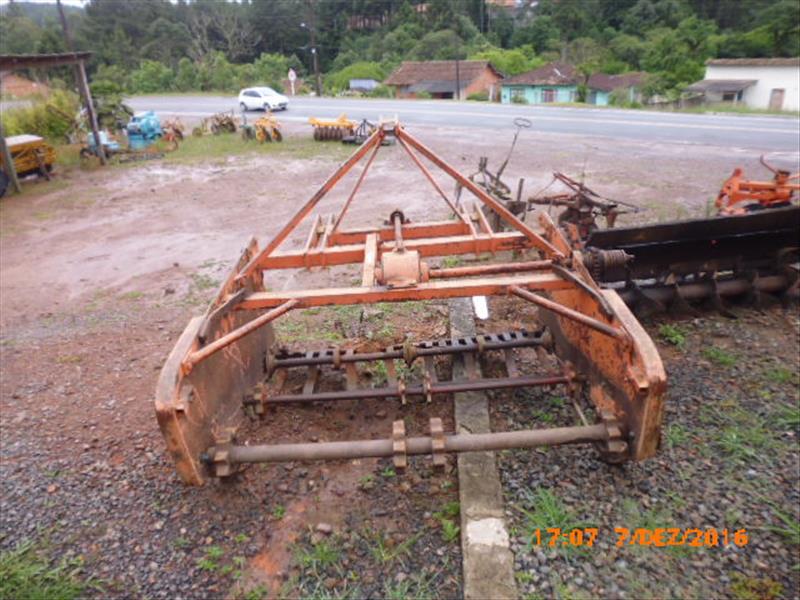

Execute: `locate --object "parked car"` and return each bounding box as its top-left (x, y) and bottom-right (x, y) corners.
top-left (238, 87), bottom-right (289, 112)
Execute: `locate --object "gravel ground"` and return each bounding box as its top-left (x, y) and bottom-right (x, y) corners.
top-left (489, 303), bottom-right (800, 600)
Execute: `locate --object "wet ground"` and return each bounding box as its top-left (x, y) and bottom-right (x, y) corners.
top-left (1, 123), bottom-right (798, 598)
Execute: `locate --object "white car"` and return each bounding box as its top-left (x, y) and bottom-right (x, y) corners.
top-left (238, 87), bottom-right (289, 112)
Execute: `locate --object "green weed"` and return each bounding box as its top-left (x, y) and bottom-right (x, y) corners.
top-left (0, 541), bottom-right (92, 600)
top-left (764, 367), bottom-right (795, 385)
top-left (296, 539), bottom-right (340, 572)
top-left (775, 403), bottom-right (800, 429)
top-left (664, 423), bottom-right (689, 449)
top-left (234, 533), bottom-right (249, 544)
top-left (702, 346), bottom-right (736, 367)
top-left (658, 324), bottom-right (686, 347)
top-left (729, 573), bottom-right (783, 600)
top-left (440, 519), bottom-right (460, 543)
top-left (380, 466), bottom-right (396, 478)
top-left (382, 571), bottom-right (436, 600)
top-left (272, 505), bottom-right (286, 520)
top-left (196, 545), bottom-right (224, 571)
top-left (366, 529), bottom-right (421, 564)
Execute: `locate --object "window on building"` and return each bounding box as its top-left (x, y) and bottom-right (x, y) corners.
top-left (542, 89), bottom-right (556, 103)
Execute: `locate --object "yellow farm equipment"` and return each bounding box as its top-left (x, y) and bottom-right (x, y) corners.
top-left (242, 113), bottom-right (283, 143)
top-left (0, 135), bottom-right (56, 197)
top-left (309, 114), bottom-right (357, 141)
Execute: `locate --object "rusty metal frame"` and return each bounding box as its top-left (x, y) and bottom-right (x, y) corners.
top-left (156, 121), bottom-right (666, 485)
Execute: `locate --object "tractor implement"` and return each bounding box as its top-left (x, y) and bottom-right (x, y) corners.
top-left (156, 120), bottom-right (665, 485)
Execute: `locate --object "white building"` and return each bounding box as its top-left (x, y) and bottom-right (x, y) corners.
top-left (686, 58), bottom-right (800, 111)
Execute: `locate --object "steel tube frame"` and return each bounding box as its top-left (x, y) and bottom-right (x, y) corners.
top-left (510, 285), bottom-right (625, 340)
top-left (429, 260), bottom-right (552, 279)
top-left (182, 299), bottom-right (299, 373)
top-left (263, 373), bottom-right (572, 404)
top-left (225, 423), bottom-right (609, 463)
top-left (271, 331), bottom-right (546, 368)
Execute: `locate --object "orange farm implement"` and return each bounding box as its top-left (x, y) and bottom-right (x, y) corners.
top-left (156, 121), bottom-right (666, 485)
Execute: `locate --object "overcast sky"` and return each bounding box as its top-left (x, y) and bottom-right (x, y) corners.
top-left (0, 0), bottom-right (89, 6)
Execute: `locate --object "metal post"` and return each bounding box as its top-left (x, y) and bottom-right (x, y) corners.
top-left (0, 121), bottom-right (22, 195)
top-left (455, 59), bottom-right (461, 101)
top-left (56, 0), bottom-right (106, 164)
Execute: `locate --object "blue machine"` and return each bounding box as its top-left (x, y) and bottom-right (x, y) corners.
top-left (86, 130), bottom-right (121, 153)
top-left (126, 111), bottom-right (163, 150)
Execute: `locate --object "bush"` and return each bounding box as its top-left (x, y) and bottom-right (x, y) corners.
top-left (129, 60), bottom-right (174, 93)
top-left (325, 61), bottom-right (386, 93)
top-left (2, 89), bottom-right (81, 139)
top-left (368, 84), bottom-right (394, 98)
top-left (511, 95), bottom-right (528, 105)
top-left (467, 91), bottom-right (488, 101)
top-left (415, 90), bottom-right (432, 100)
top-left (253, 52), bottom-right (289, 89)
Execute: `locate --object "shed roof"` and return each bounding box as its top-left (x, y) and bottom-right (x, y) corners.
top-left (706, 58), bottom-right (800, 67)
top-left (503, 62), bottom-right (576, 86)
top-left (685, 79), bottom-right (757, 93)
top-left (0, 52), bottom-right (92, 70)
top-left (587, 71), bottom-right (646, 92)
top-left (385, 61), bottom-right (502, 86)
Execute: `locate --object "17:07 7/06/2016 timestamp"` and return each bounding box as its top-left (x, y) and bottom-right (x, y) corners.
top-left (531, 528), bottom-right (749, 548)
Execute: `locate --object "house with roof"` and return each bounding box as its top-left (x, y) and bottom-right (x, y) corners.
top-left (500, 62), bottom-right (646, 106)
top-left (384, 60), bottom-right (503, 100)
top-left (685, 58), bottom-right (800, 111)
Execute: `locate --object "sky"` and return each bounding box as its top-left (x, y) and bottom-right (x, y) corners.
top-left (0, 0), bottom-right (88, 6)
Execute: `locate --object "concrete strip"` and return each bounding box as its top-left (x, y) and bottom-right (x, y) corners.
top-left (449, 297), bottom-right (517, 600)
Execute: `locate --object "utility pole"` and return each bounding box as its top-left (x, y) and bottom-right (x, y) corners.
top-left (56, 0), bottom-right (106, 164)
top-left (303, 1), bottom-right (323, 97)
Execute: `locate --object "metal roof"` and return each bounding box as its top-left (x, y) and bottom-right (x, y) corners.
top-left (0, 52), bottom-right (92, 70)
top-left (685, 79), bottom-right (757, 93)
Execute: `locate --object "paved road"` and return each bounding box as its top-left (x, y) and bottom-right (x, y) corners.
top-left (128, 95), bottom-right (800, 153)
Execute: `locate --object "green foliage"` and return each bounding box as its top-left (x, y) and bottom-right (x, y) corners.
top-left (702, 346), bottom-right (737, 367)
top-left (469, 46), bottom-right (543, 76)
top-left (409, 30), bottom-right (466, 61)
top-left (130, 60), bottom-right (175, 94)
top-left (511, 95), bottom-right (528, 105)
top-left (730, 573), bottom-right (783, 600)
top-left (658, 324), bottom-right (686, 347)
top-left (467, 91), bottom-right (488, 101)
top-left (415, 90), bottom-right (433, 100)
top-left (368, 84), bottom-right (394, 98)
top-left (517, 488), bottom-right (592, 553)
top-left (0, 542), bottom-right (91, 600)
top-left (325, 62), bottom-right (386, 92)
top-left (2, 90), bottom-right (81, 139)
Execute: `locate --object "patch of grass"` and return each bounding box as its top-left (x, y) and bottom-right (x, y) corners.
top-left (702, 346), bottom-right (736, 367)
top-left (729, 573), bottom-right (783, 600)
top-left (119, 290), bottom-right (144, 301)
top-left (754, 497), bottom-right (800, 546)
top-left (196, 545), bottom-right (225, 571)
top-left (440, 256), bottom-right (463, 269)
top-left (167, 134), bottom-right (350, 164)
top-left (173, 537), bottom-right (190, 549)
top-left (357, 474), bottom-right (374, 490)
top-left (764, 366), bottom-right (796, 385)
top-left (717, 419), bottom-right (774, 462)
top-left (365, 529), bottom-right (422, 564)
top-left (272, 505), bottom-right (286, 520)
top-left (440, 519), bottom-right (460, 543)
top-left (296, 539), bottom-right (340, 572)
top-left (56, 354), bottom-right (82, 364)
top-left (383, 571), bottom-right (436, 600)
top-left (234, 533), bottom-right (249, 544)
top-left (239, 584), bottom-right (269, 600)
top-left (658, 324), bottom-right (686, 347)
top-left (775, 403), bottom-right (800, 429)
top-left (380, 466), bottom-right (396, 478)
top-left (0, 542), bottom-right (93, 600)
top-left (189, 272), bottom-right (218, 291)
top-left (516, 489), bottom-right (591, 555)
top-left (664, 423), bottom-right (689, 449)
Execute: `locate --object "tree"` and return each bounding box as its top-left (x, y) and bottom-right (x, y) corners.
top-left (409, 30), bottom-right (466, 60)
top-left (510, 16), bottom-right (561, 54)
top-left (469, 47), bottom-right (541, 76)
